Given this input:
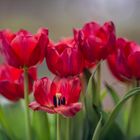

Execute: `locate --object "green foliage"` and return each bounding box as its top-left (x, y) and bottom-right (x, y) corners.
top-left (105, 82), bottom-right (120, 105)
top-left (100, 87), bottom-right (140, 139)
top-left (32, 111), bottom-right (50, 140)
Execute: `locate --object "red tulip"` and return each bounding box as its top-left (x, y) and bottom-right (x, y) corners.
top-left (46, 38), bottom-right (84, 77)
top-left (0, 64), bottom-right (37, 101)
top-left (0, 28), bottom-right (48, 68)
top-left (74, 21), bottom-right (116, 63)
top-left (107, 38), bottom-right (140, 82)
top-left (29, 76), bottom-right (82, 117)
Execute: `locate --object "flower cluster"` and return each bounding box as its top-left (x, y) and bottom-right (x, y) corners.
top-left (1, 20), bottom-right (139, 118)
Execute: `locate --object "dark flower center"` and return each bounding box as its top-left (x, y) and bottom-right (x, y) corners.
top-left (53, 93), bottom-right (66, 107)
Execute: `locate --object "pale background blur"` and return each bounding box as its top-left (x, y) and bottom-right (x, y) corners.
top-left (0, 0), bottom-right (140, 108)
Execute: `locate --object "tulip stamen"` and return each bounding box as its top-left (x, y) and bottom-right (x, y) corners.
top-left (61, 97), bottom-right (66, 105)
top-left (53, 93), bottom-right (63, 107)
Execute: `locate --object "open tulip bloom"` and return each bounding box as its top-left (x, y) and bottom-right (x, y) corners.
top-left (29, 76), bottom-right (82, 117)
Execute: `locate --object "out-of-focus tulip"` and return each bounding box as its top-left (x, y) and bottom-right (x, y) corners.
top-left (0, 64), bottom-right (37, 101)
top-left (0, 28), bottom-right (48, 68)
top-left (29, 76), bottom-right (82, 117)
top-left (107, 38), bottom-right (140, 82)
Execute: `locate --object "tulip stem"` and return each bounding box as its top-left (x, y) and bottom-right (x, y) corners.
top-left (96, 63), bottom-right (101, 106)
top-left (57, 114), bottom-right (60, 140)
top-left (127, 80), bottom-right (140, 136)
top-left (23, 67), bottom-right (31, 140)
top-left (66, 118), bottom-right (70, 140)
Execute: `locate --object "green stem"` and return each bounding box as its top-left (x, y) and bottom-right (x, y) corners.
top-left (127, 80), bottom-right (140, 137)
top-left (66, 118), bottom-right (70, 140)
top-left (57, 114), bottom-right (60, 140)
top-left (96, 63), bottom-right (101, 106)
top-left (23, 67), bottom-right (31, 140)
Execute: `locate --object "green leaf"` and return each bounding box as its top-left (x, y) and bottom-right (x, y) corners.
top-left (0, 128), bottom-right (11, 140)
top-left (0, 106), bottom-right (14, 140)
top-left (92, 113), bottom-right (103, 140)
top-left (84, 63), bottom-right (102, 140)
top-left (100, 89), bottom-right (107, 102)
top-left (83, 68), bottom-right (92, 83)
top-left (100, 87), bottom-right (140, 139)
top-left (0, 102), bottom-right (25, 140)
top-left (127, 94), bottom-right (140, 137)
top-left (70, 110), bottom-right (85, 140)
top-left (105, 82), bottom-right (120, 105)
top-left (32, 111), bottom-right (50, 140)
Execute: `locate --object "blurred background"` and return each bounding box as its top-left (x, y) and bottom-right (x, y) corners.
top-left (0, 0), bottom-right (140, 108)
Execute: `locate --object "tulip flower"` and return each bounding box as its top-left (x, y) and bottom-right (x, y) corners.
top-left (45, 38), bottom-right (84, 77)
top-left (107, 38), bottom-right (140, 82)
top-left (74, 21), bottom-right (116, 63)
top-left (29, 76), bottom-right (82, 117)
top-left (0, 28), bottom-right (48, 68)
top-left (0, 64), bottom-right (37, 101)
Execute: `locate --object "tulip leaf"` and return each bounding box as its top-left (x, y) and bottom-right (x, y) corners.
top-left (0, 102), bottom-right (25, 140)
top-left (0, 128), bottom-right (11, 140)
top-left (105, 82), bottom-right (120, 105)
top-left (0, 106), bottom-right (15, 140)
top-left (100, 87), bottom-right (140, 139)
top-left (84, 63), bottom-right (102, 140)
top-left (92, 113), bottom-right (103, 140)
top-left (32, 111), bottom-right (50, 140)
top-left (70, 110), bottom-right (85, 140)
top-left (100, 89), bottom-right (107, 102)
top-left (83, 68), bottom-right (92, 83)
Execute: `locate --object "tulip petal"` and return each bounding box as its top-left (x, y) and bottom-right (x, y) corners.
top-left (29, 101), bottom-right (56, 114)
top-left (0, 32), bottom-right (22, 67)
top-left (11, 35), bottom-right (38, 66)
top-left (28, 29), bottom-right (48, 67)
top-left (54, 102), bottom-right (82, 117)
top-left (0, 81), bottom-right (23, 101)
top-left (46, 47), bottom-right (60, 75)
top-left (128, 52), bottom-right (140, 79)
top-left (67, 77), bottom-right (81, 104)
top-left (34, 77), bottom-right (53, 106)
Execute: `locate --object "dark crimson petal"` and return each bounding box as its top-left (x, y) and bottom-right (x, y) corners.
top-left (128, 52), bottom-right (140, 79)
top-left (82, 21), bottom-right (100, 37)
top-left (69, 48), bottom-right (84, 75)
top-left (1, 29), bottom-right (16, 43)
top-left (16, 29), bottom-right (31, 36)
top-left (0, 64), bottom-right (22, 81)
top-left (46, 47), bottom-right (60, 75)
top-left (28, 33), bottom-right (48, 67)
top-left (11, 35), bottom-right (38, 66)
top-left (0, 81), bottom-right (24, 101)
top-left (107, 54), bottom-right (127, 82)
top-left (36, 28), bottom-right (48, 36)
top-left (67, 77), bottom-right (81, 104)
top-left (56, 48), bottom-right (72, 76)
top-left (29, 101), bottom-right (56, 114)
top-left (54, 103), bottom-right (82, 117)
top-left (34, 77), bottom-right (53, 106)
top-left (0, 32), bottom-right (22, 68)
